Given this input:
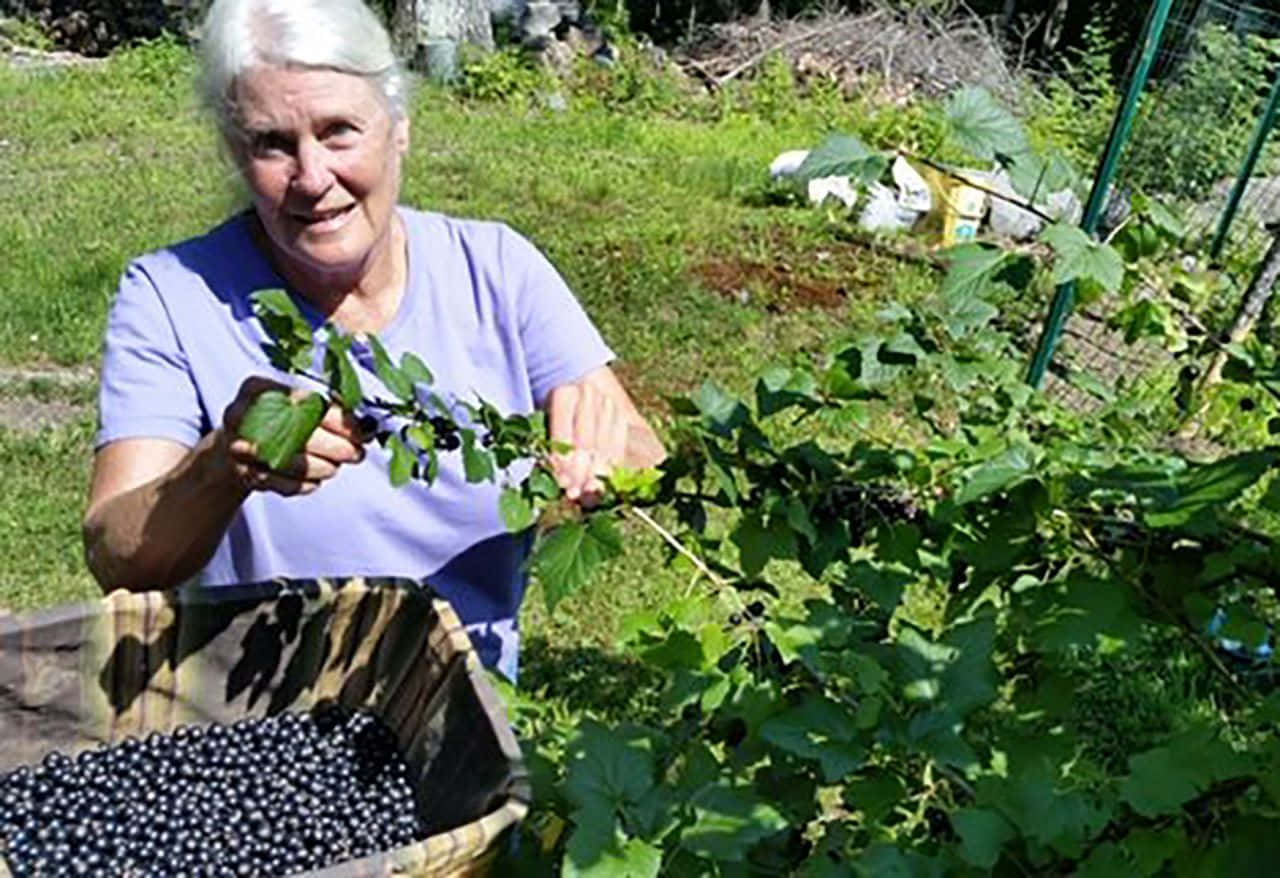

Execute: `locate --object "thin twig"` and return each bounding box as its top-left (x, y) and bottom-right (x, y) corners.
top-left (905, 152), bottom-right (1058, 225)
top-left (715, 22), bottom-right (859, 86)
top-left (626, 507), bottom-right (729, 589)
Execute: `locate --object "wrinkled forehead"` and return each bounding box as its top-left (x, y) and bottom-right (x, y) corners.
top-left (230, 65), bottom-right (390, 132)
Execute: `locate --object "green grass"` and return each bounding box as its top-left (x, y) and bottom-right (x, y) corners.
top-left (0, 40), bottom-right (1247, 808)
top-left (0, 421), bottom-right (99, 611)
top-left (0, 40), bottom-right (940, 644)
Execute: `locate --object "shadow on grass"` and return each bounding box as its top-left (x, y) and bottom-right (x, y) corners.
top-left (518, 636), bottom-right (666, 725)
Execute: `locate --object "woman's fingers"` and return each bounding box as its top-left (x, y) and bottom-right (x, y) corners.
top-left (547, 381), bottom-right (630, 503)
top-left (226, 396), bottom-right (363, 498)
top-left (318, 403), bottom-right (364, 445)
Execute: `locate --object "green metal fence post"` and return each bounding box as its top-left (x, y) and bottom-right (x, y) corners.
top-left (1026, 0), bottom-right (1176, 388)
top-left (1210, 68), bottom-right (1280, 261)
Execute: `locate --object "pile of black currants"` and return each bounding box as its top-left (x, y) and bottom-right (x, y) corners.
top-left (0, 705), bottom-right (425, 877)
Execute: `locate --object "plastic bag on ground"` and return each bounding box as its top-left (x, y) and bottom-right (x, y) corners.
top-left (808, 175), bottom-right (859, 209)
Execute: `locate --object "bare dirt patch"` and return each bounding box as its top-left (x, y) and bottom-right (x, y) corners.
top-left (692, 257), bottom-right (848, 312)
top-left (0, 397), bottom-right (91, 433)
top-left (0, 365), bottom-right (96, 433)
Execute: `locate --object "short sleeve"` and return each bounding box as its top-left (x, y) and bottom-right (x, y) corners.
top-left (95, 261), bottom-right (204, 449)
top-left (501, 226), bottom-right (615, 406)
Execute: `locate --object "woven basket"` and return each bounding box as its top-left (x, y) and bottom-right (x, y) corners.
top-left (0, 577), bottom-right (530, 877)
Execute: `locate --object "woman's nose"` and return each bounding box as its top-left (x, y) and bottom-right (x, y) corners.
top-left (290, 139), bottom-right (333, 197)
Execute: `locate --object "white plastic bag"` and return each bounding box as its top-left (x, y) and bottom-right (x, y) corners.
top-left (858, 183), bottom-right (904, 231)
top-left (769, 150), bottom-right (811, 180)
top-left (808, 176), bottom-right (859, 209)
top-left (892, 156), bottom-right (932, 215)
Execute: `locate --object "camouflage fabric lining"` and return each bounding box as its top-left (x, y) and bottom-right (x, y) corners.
top-left (0, 577), bottom-right (530, 877)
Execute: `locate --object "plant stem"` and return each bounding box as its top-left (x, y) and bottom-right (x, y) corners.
top-left (903, 151), bottom-right (1058, 225)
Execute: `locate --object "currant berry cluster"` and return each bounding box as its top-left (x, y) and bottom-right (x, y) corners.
top-left (0, 706), bottom-right (424, 878)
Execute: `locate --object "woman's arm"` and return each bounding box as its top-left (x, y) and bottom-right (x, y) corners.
top-left (83, 432), bottom-right (250, 591)
top-left (546, 365), bottom-right (665, 505)
top-left (83, 379), bottom-right (366, 591)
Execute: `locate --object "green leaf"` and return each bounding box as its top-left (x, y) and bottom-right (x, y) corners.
top-left (756, 366), bottom-right (820, 415)
top-left (459, 430), bottom-right (496, 483)
top-left (941, 244), bottom-right (1011, 301)
top-left (606, 466), bottom-right (662, 503)
top-left (1120, 747), bottom-right (1206, 818)
top-left (945, 87), bottom-right (1029, 162)
top-left (533, 516), bottom-right (624, 610)
top-left (1006, 149), bottom-right (1078, 200)
top-left (796, 134), bottom-right (890, 187)
top-left (760, 695), bottom-right (865, 782)
top-left (237, 390), bottom-right (326, 471)
top-left (398, 351), bottom-right (434, 386)
top-left (564, 720), bottom-right (656, 816)
top-left (323, 333), bottom-right (362, 410)
top-left (367, 334), bottom-right (414, 402)
top-left (943, 295), bottom-right (1000, 340)
top-left (955, 445), bottom-right (1036, 504)
top-left (405, 422), bottom-right (435, 452)
top-left (844, 771), bottom-right (907, 824)
top-left (499, 487), bottom-right (536, 532)
top-left (253, 289), bottom-right (315, 373)
top-left (680, 784), bottom-right (789, 862)
top-left (528, 467), bottom-right (562, 500)
top-left (1119, 728), bottom-right (1252, 817)
top-left (731, 511), bottom-right (795, 578)
top-left (386, 432), bottom-right (414, 488)
top-left (853, 843), bottom-right (946, 878)
top-left (563, 825), bottom-right (662, 878)
top-left (952, 808), bottom-right (1015, 869)
top-left (692, 381), bottom-right (748, 432)
top-left (1031, 575), bottom-right (1141, 652)
top-left (1042, 223), bottom-right (1124, 292)
top-left (1134, 193), bottom-right (1185, 239)
top-left (1145, 451), bottom-right (1278, 528)
top-left (562, 722), bottom-right (663, 878)
top-left (252, 289), bottom-right (311, 342)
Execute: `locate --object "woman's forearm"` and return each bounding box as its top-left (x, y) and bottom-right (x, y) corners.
top-left (83, 430), bottom-right (250, 591)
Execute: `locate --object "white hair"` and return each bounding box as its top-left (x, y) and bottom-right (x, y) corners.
top-left (198, 0), bottom-right (410, 140)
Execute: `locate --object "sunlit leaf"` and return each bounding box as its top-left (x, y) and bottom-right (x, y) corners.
top-left (386, 433), bottom-right (414, 488)
top-left (460, 430), bottom-right (496, 483)
top-left (941, 244), bottom-right (1011, 301)
top-left (237, 390), bottom-right (326, 471)
top-left (399, 351), bottom-right (435, 386)
top-left (533, 516), bottom-right (624, 610)
top-left (945, 87), bottom-right (1029, 162)
top-left (1042, 223), bottom-right (1124, 292)
top-left (795, 133), bottom-right (890, 186)
top-left (367, 334), bottom-right (414, 402)
top-left (499, 487), bottom-right (535, 532)
top-left (1146, 451), bottom-right (1278, 528)
top-left (680, 785), bottom-right (788, 862)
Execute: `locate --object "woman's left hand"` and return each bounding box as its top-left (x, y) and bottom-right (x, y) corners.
top-left (546, 367), bottom-right (663, 507)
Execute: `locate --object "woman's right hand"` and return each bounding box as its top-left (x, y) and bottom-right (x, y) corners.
top-left (220, 377), bottom-right (366, 497)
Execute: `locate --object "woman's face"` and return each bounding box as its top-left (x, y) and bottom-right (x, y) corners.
top-left (231, 66), bottom-right (409, 287)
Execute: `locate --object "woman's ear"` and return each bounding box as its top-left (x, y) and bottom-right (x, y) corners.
top-left (393, 116), bottom-right (410, 156)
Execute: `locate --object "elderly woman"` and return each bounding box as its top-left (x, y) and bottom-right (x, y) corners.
top-left (81, 0), bottom-right (662, 679)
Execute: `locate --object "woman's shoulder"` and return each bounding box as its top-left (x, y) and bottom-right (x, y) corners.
top-left (399, 206), bottom-right (537, 252)
top-left (125, 211), bottom-right (257, 280)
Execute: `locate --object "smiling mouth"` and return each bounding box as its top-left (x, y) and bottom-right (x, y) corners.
top-left (291, 204), bottom-right (355, 226)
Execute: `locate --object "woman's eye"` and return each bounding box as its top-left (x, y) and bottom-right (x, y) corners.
top-left (250, 133), bottom-right (291, 155)
top-left (323, 123), bottom-right (359, 142)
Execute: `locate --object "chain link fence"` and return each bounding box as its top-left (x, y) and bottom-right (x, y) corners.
top-left (1033, 0), bottom-right (1280, 453)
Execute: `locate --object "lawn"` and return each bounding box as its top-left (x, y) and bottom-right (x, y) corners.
top-left (0, 39), bottom-right (935, 650)
top-left (9, 35), bottom-right (1280, 874)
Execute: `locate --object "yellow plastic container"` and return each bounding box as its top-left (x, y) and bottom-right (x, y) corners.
top-left (921, 167), bottom-right (990, 247)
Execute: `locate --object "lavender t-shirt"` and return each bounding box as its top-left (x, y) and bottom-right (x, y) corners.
top-left (96, 207), bottom-right (615, 679)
